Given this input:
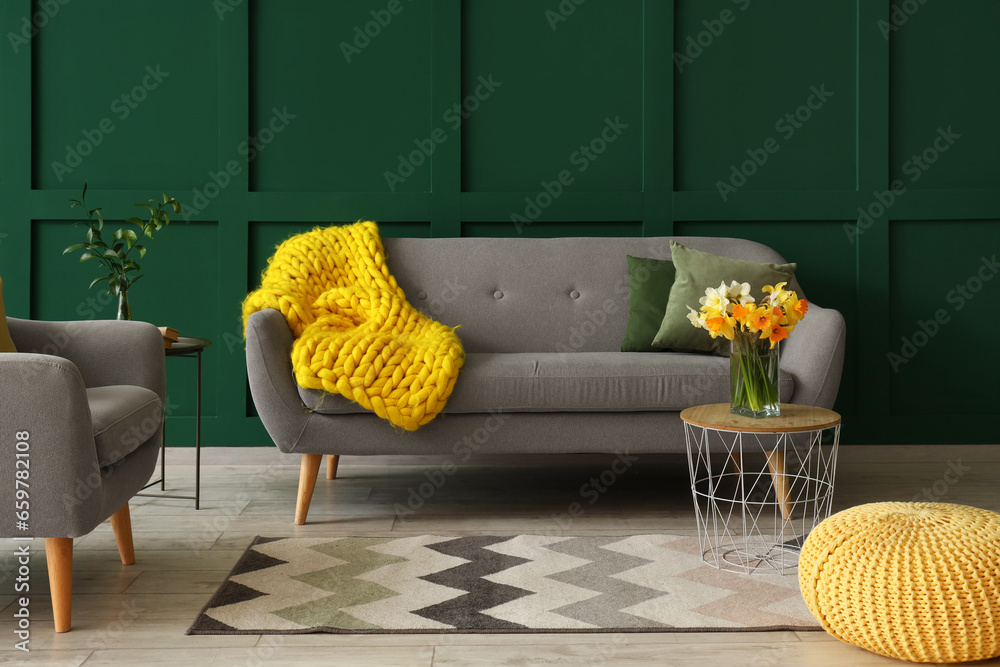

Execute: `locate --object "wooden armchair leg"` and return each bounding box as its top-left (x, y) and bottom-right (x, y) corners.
top-left (326, 455), bottom-right (340, 480)
top-left (44, 537), bottom-right (73, 633)
top-left (111, 503), bottom-right (135, 565)
top-left (295, 454), bottom-right (323, 525)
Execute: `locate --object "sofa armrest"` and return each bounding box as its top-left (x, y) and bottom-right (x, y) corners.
top-left (0, 353), bottom-right (105, 536)
top-left (7, 318), bottom-right (165, 403)
top-left (246, 309), bottom-right (309, 451)
top-left (779, 303), bottom-right (846, 409)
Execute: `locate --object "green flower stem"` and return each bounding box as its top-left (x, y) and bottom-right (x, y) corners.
top-left (731, 331), bottom-right (780, 416)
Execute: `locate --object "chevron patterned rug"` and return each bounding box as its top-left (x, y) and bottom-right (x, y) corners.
top-left (188, 535), bottom-right (820, 634)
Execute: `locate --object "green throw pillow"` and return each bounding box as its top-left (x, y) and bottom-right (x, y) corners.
top-left (620, 255), bottom-right (676, 352)
top-left (652, 240), bottom-right (796, 355)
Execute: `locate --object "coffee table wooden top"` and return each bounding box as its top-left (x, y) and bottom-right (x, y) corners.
top-left (680, 403), bottom-right (841, 433)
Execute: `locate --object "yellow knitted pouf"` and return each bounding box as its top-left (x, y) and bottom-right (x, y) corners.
top-left (799, 502), bottom-right (1000, 663)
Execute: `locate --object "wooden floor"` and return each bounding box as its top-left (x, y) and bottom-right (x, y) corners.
top-left (3, 444), bottom-right (999, 666)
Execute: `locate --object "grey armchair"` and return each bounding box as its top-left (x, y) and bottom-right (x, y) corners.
top-left (0, 314), bottom-right (164, 632)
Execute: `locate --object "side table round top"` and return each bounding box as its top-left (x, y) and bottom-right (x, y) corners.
top-left (165, 337), bottom-right (212, 356)
top-left (680, 403), bottom-right (841, 433)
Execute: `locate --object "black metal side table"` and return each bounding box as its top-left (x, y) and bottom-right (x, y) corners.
top-left (139, 336), bottom-right (211, 509)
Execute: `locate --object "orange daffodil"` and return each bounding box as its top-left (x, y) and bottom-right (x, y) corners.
top-left (687, 280), bottom-right (808, 348)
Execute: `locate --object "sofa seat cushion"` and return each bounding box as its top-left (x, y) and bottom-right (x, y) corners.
top-left (87, 385), bottom-right (162, 466)
top-left (298, 352), bottom-right (794, 415)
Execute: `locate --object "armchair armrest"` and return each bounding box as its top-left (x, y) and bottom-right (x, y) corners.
top-left (779, 302), bottom-right (846, 409)
top-left (0, 353), bottom-right (105, 536)
top-left (245, 309), bottom-right (309, 451)
top-left (7, 318), bottom-right (165, 402)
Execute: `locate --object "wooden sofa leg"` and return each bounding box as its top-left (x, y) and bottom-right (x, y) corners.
top-left (45, 537), bottom-right (73, 633)
top-left (295, 454), bottom-right (323, 525)
top-left (766, 450), bottom-right (794, 521)
top-left (326, 455), bottom-right (340, 480)
top-left (111, 503), bottom-right (136, 566)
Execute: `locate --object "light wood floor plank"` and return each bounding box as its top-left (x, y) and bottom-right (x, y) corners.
top-left (0, 649), bottom-right (92, 665)
top-left (430, 640), bottom-right (910, 666)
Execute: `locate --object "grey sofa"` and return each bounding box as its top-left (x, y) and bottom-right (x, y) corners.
top-left (0, 318), bottom-right (164, 632)
top-left (245, 236), bottom-right (846, 524)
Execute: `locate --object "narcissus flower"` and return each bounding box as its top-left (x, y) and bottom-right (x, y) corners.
top-left (732, 303), bottom-right (749, 324)
top-left (689, 280), bottom-right (806, 347)
top-left (686, 306), bottom-right (706, 329)
top-left (725, 281), bottom-right (755, 306)
top-left (691, 279), bottom-right (804, 413)
top-left (703, 309), bottom-right (735, 340)
top-left (763, 282), bottom-right (793, 308)
top-left (767, 325), bottom-right (789, 347)
top-left (747, 307), bottom-right (772, 333)
top-left (699, 283), bottom-right (730, 315)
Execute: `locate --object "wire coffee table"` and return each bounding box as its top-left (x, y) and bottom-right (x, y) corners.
top-left (680, 403), bottom-right (841, 575)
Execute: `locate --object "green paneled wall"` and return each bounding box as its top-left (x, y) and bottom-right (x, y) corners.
top-left (1, 1), bottom-right (997, 446)
top-left (461, 0), bottom-right (644, 192)
top-left (674, 1), bottom-right (857, 192)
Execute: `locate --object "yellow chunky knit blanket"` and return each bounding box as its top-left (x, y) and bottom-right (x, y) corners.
top-left (242, 221), bottom-right (464, 431)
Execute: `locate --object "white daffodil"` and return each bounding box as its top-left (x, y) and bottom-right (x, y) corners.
top-left (725, 280), bottom-right (755, 306)
top-left (686, 306), bottom-right (707, 329)
top-left (763, 282), bottom-right (792, 308)
top-left (699, 282), bottom-right (729, 314)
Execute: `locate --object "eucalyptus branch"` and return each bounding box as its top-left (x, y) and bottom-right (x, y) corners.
top-left (63, 183), bottom-right (182, 296)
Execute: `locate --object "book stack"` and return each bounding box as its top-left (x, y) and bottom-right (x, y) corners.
top-left (158, 326), bottom-right (179, 349)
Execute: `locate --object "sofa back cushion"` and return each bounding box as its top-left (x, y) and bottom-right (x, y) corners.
top-left (382, 236), bottom-right (800, 353)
